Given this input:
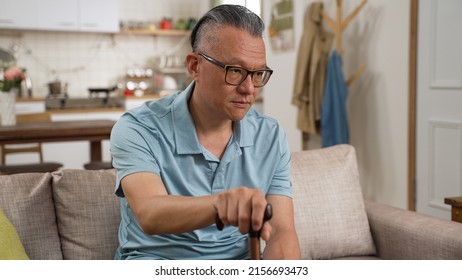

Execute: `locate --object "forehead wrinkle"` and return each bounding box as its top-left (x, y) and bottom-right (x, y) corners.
top-left (212, 29), bottom-right (267, 70)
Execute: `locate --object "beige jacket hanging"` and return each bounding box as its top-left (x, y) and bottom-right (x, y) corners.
top-left (292, 2), bottom-right (334, 134)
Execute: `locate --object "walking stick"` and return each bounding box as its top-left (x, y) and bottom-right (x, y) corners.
top-left (215, 204), bottom-right (273, 260)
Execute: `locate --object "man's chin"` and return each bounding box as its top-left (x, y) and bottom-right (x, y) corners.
top-left (230, 111), bottom-right (250, 121)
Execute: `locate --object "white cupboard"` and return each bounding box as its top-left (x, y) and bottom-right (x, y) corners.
top-left (37, 0), bottom-right (79, 31)
top-left (0, 0), bottom-right (118, 33)
top-left (79, 0), bottom-right (119, 33)
top-left (0, 0), bottom-right (37, 29)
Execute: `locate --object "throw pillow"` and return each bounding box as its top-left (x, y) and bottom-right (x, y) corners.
top-left (0, 172), bottom-right (63, 259)
top-left (52, 169), bottom-right (120, 259)
top-left (0, 208), bottom-right (29, 260)
top-left (291, 144), bottom-right (376, 259)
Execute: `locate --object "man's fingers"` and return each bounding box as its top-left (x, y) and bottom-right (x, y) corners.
top-left (237, 193), bottom-right (251, 234)
top-left (214, 187), bottom-right (268, 233)
top-left (260, 222), bottom-right (272, 241)
top-left (250, 192), bottom-right (268, 232)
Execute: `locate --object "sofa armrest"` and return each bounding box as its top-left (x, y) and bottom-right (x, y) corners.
top-left (365, 201), bottom-right (462, 259)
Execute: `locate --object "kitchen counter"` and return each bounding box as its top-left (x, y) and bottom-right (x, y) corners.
top-left (124, 94), bottom-right (160, 100)
top-left (16, 95), bottom-right (159, 112)
top-left (16, 95), bottom-right (263, 115)
top-left (16, 97), bottom-right (45, 102)
top-left (0, 119), bottom-right (116, 163)
top-left (47, 107), bottom-right (125, 114)
top-left (15, 98), bottom-right (46, 114)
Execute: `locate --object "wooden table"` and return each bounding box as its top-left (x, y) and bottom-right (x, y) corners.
top-left (0, 120), bottom-right (116, 162)
top-left (444, 196), bottom-right (462, 223)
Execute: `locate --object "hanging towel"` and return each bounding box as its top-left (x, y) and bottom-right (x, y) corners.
top-left (292, 2), bottom-right (334, 135)
top-left (321, 50), bottom-right (349, 147)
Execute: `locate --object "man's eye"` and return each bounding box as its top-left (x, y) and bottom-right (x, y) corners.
top-left (229, 68), bottom-right (243, 74)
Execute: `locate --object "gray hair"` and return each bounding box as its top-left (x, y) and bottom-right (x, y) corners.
top-left (190, 4), bottom-right (265, 52)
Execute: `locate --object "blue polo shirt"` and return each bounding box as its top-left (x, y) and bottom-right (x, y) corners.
top-left (110, 82), bottom-right (292, 260)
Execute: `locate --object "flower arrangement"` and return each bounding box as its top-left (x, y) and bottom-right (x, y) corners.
top-left (1, 64), bottom-right (25, 93)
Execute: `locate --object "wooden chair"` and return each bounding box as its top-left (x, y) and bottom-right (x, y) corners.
top-left (0, 112), bottom-right (63, 175)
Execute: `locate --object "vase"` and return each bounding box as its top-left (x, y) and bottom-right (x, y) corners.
top-left (0, 89), bottom-right (17, 126)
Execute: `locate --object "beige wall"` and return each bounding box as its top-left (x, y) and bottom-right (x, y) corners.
top-left (263, 0), bottom-right (410, 209)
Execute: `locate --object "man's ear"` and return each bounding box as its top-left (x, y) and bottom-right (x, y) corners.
top-left (185, 53), bottom-right (199, 80)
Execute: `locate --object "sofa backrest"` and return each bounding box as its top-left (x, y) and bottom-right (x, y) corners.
top-left (0, 169), bottom-right (120, 260)
top-left (2, 144), bottom-right (376, 260)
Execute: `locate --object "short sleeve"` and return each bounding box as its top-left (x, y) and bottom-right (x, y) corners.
top-left (267, 126), bottom-right (292, 197)
top-left (110, 114), bottom-right (161, 197)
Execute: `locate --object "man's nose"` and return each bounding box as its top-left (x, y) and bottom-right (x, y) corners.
top-left (237, 74), bottom-right (255, 94)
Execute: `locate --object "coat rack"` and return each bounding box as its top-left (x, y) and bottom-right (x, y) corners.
top-left (322, 0), bottom-right (367, 86)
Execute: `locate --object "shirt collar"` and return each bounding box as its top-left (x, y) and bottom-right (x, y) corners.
top-left (173, 82), bottom-right (201, 155)
top-left (233, 117), bottom-right (254, 148)
top-left (172, 82), bottom-right (255, 155)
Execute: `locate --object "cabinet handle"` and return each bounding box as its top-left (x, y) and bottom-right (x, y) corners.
top-left (0, 19), bottom-right (14, 24)
top-left (82, 23), bottom-right (98, 28)
top-left (58, 22), bottom-right (76, 27)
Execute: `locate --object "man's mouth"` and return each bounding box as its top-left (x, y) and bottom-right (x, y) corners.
top-left (232, 100), bottom-right (251, 108)
top-left (233, 99), bottom-right (252, 104)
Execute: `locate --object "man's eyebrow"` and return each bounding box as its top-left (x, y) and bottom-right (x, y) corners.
top-left (226, 57), bottom-right (268, 69)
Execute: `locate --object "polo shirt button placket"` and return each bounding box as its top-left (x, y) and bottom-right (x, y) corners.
top-left (211, 169), bottom-right (225, 194)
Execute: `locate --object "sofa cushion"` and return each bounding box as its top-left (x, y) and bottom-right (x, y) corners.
top-left (0, 208), bottom-right (29, 260)
top-left (52, 169), bottom-right (120, 260)
top-left (291, 144), bottom-right (376, 259)
top-left (0, 173), bottom-right (63, 259)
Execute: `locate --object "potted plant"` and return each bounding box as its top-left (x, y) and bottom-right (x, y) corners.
top-left (0, 64), bottom-right (25, 126)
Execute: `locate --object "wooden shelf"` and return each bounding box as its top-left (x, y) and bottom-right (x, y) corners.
top-left (118, 29), bottom-right (191, 36)
top-left (159, 68), bottom-right (188, 74)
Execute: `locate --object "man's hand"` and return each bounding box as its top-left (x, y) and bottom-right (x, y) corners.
top-left (213, 187), bottom-right (272, 241)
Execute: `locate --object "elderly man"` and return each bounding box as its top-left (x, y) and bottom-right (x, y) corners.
top-left (111, 4), bottom-right (300, 260)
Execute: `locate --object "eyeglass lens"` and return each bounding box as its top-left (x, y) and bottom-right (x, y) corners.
top-left (226, 67), bottom-right (272, 87)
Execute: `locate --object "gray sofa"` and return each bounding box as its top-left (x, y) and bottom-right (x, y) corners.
top-left (1, 144), bottom-right (461, 260)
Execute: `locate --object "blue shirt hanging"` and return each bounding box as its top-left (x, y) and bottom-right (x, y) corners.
top-left (321, 50), bottom-right (349, 147)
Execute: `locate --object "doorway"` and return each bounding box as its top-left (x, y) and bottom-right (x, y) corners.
top-left (409, 0), bottom-right (462, 219)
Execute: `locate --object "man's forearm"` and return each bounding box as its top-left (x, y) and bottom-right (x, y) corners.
top-left (135, 194), bottom-right (217, 235)
top-left (263, 195), bottom-right (301, 259)
top-left (263, 229), bottom-right (301, 260)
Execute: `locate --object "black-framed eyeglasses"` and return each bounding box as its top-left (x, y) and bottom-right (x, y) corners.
top-left (198, 53), bottom-right (273, 87)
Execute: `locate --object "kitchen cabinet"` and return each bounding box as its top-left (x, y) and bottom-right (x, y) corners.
top-left (37, 0), bottom-right (79, 31)
top-left (79, 0), bottom-right (119, 33)
top-left (118, 29), bottom-right (190, 37)
top-left (1, 0), bottom-right (118, 33)
top-left (0, 0), bottom-right (37, 30)
top-left (15, 98), bottom-right (46, 114)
